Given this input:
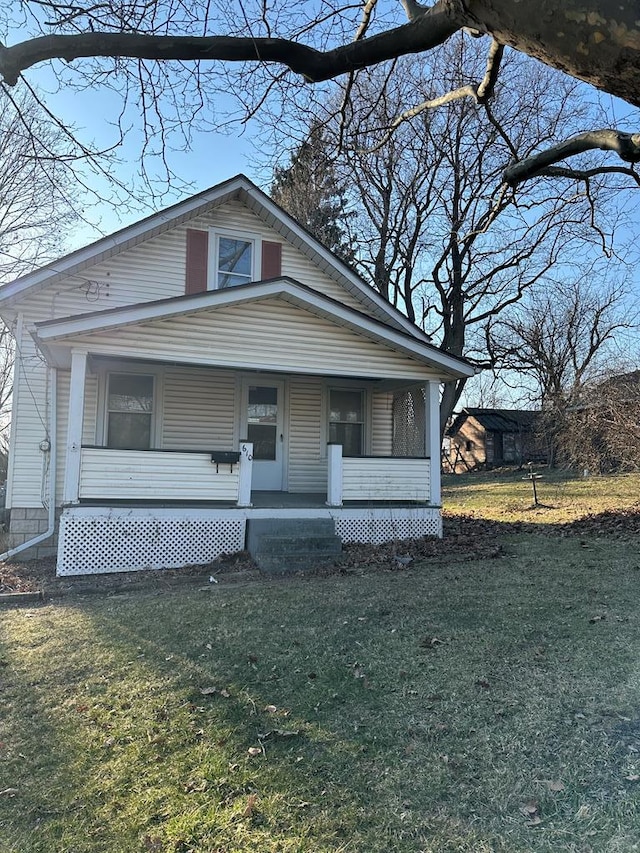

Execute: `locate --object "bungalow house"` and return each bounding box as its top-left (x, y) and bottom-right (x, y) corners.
top-left (0, 175), bottom-right (474, 576)
top-left (444, 408), bottom-right (546, 473)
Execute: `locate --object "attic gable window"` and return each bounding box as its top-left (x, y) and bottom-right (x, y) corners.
top-left (217, 236), bottom-right (253, 288)
top-left (185, 228), bottom-right (282, 294)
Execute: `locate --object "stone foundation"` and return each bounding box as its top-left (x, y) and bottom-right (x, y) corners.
top-left (7, 508), bottom-right (59, 560)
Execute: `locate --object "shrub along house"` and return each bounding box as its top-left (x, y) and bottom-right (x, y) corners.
top-left (0, 175), bottom-right (474, 575)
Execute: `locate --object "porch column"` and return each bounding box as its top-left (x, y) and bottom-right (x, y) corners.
top-left (425, 381), bottom-right (441, 506)
top-left (237, 442), bottom-right (253, 507)
top-left (326, 444), bottom-right (343, 507)
top-left (63, 350), bottom-right (88, 504)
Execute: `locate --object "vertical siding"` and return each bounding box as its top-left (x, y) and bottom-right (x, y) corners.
top-left (288, 378), bottom-right (327, 493)
top-left (372, 391), bottom-right (393, 455)
top-left (162, 367), bottom-right (236, 450)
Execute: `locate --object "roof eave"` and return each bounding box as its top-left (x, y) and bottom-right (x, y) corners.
top-left (34, 279), bottom-right (474, 379)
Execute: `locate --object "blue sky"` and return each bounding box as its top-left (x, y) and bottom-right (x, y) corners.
top-left (25, 61), bottom-right (268, 248)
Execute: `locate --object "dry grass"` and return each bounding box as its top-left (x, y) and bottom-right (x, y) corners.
top-left (1, 471), bottom-right (639, 852)
top-left (442, 469), bottom-right (640, 524)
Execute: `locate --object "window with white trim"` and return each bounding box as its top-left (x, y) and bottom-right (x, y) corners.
top-left (329, 388), bottom-right (364, 457)
top-left (215, 234), bottom-right (256, 289)
top-left (106, 373), bottom-right (154, 449)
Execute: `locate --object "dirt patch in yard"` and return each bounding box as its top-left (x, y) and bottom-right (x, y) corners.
top-left (1, 506), bottom-right (638, 598)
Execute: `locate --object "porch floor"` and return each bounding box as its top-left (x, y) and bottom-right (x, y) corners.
top-left (77, 491), bottom-right (433, 510)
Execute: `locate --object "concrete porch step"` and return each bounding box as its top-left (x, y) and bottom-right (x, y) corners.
top-left (246, 518), bottom-right (342, 574)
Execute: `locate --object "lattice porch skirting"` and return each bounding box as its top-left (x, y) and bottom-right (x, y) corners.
top-left (57, 508), bottom-right (246, 576)
top-left (57, 505), bottom-right (442, 576)
top-left (333, 508), bottom-right (442, 544)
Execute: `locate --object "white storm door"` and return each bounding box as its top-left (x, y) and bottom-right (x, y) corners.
top-left (243, 380), bottom-right (285, 490)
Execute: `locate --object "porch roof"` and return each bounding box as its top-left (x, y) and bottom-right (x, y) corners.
top-left (33, 278), bottom-right (475, 381)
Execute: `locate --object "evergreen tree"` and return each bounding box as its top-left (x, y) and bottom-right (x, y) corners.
top-left (271, 124), bottom-right (355, 266)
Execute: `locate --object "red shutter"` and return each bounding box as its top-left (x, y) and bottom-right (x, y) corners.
top-left (185, 229), bottom-right (209, 294)
top-left (261, 241), bottom-right (282, 280)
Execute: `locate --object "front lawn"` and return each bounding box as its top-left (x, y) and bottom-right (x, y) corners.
top-left (442, 469), bottom-right (640, 524)
top-left (2, 527), bottom-right (640, 851)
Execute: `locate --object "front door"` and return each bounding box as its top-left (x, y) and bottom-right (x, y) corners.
top-left (243, 381), bottom-right (285, 490)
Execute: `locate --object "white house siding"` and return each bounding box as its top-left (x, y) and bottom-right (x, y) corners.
top-left (17, 200), bottom-right (370, 321)
top-left (288, 378), bottom-right (326, 493)
top-left (162, 367), bottom-right (236, 450)
top-left (55, 372), bottom-right (69, 501)
top-left (67, 299), bottom-right (437, 382)
top-left (78, 448), bottom-right (239, 501)
top-left (9, 330), bottom-right (50, 508)
top-left (342, 458), bottom-right (430, 501)
top-left (53, 370), bottom-right (97, 500)
top-left (6, 197), bottom-right (419, 511)
top-left (371, 391), bottom-right (393, 456)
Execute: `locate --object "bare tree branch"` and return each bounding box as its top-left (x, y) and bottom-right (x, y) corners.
top-left (0, 4), bottom-right (463, 86)
top-left (538, 165), bottom-right (640, 188)
top-left (504, 130), bottom-right (640, 185)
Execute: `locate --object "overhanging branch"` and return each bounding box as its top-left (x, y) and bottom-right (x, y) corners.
top-left (0, 2), bottom-right (463, 86)
top-left (504, 130), bottom-right (640, 186)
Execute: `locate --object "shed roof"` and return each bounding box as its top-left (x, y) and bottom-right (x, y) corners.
top-left (447, 408), bottom-right (540, 436)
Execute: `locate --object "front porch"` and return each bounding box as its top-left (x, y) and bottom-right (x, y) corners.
top-left (57, 438), bottom-right (442, 575)
top-left (32, 285), bottom-right (471, 575)
top-left (57, 497), bottom-right (442, 576)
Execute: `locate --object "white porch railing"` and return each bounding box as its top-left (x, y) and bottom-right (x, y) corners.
top-left (326, 444), bottom-right (431, 506)
top-left (75, 443), bottom-right (253, 506)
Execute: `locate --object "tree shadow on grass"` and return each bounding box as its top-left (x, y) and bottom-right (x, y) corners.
top-left (3, 543), bottom-right (640, 852)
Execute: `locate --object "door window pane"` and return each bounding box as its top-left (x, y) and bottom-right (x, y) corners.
top-left (329, 389), bottom-right (364, 456)
top-left (248, 386), bottom-right (277, 460)
top-left (107, 374), bottom-right (153, 449)
top-left (217, 237), bottom-right (252, 288)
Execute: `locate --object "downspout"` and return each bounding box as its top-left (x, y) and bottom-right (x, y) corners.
top-left (0, 366), bottom-right (57, 561)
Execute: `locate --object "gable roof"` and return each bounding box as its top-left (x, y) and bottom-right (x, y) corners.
top-left (0, 174), bottom-right (428, 343)
top-left (447, 408), bottom-right (540, 436)
top-left (32, 277), bottom-right (474, 379)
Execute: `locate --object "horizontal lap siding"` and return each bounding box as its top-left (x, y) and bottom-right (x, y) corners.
top-left (280, 245), bottom-right (364, 313)
top-left (10, 198), bottom-right (404, 510)
top-left (288, 379), bottom-right (326, 493)
top-left (162, 368), bottom-right (236, 450)
top-left (69, 300), bottom-right (431, 380)
top-left (55, 370), bottom-right (100, 501)
top-left (79, 449), bottom-right (239, 500)
top-left (9, 336), bottom-right (49, 507)
top-left (342, 458), bottom-right (430, 501)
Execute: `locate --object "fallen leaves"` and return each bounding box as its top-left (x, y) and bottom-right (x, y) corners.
top-left (242, 793), bottom-right (258, 818)
top-left (420, 636), bottom-right (445, 650)
top-left (199, 686), bottom-right (231, 698)
top-left (520, 799), bottom-right (542, 826)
